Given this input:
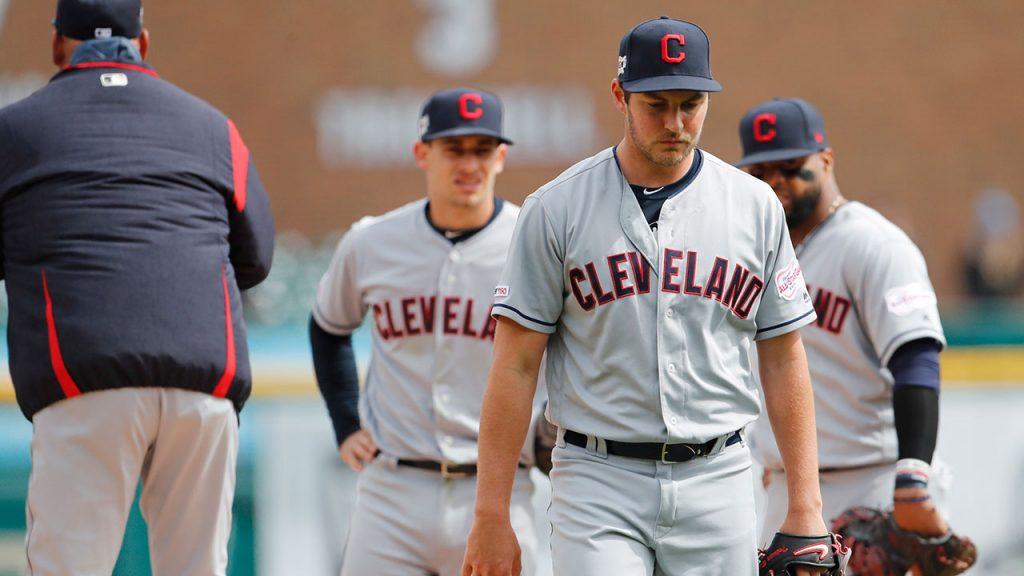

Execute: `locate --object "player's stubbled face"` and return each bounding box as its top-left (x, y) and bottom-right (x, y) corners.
top-left (746, 155), bottom-right (823, 229)
top-left (422, 135), bottom-right (506, 208)
top-left (626, 90), bottom-right (708, 167)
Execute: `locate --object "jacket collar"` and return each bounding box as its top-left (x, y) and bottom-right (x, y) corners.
top-left (57, 37), bottom-right (158, 78)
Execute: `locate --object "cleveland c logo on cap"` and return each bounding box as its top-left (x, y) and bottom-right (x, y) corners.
top-left (754, 113), bottom-right (777, 142)
top-left (458, 93), bottom-right (484, 120)
top-left (661, 34), bottom-right (686, 64)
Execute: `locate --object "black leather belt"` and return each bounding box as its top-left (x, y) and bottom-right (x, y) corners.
top-left (396, 459), bottom-right (528, 479)
top-left (563, 429), bottom-right (742, 464)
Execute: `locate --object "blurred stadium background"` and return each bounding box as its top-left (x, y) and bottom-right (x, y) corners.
top-left (1, 1), bottom-right (1023, 574)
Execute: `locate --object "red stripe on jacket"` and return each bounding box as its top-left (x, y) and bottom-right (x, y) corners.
top-left (41, 272), bottom-right (82, 399)
top-left (62, 61), bottom-right (160, 78)
top-left (227, 120), bottom-right (249, 212)
top-left (211, 267), bottom-right (236, 398)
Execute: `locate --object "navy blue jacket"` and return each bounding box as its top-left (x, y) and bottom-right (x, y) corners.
top-left (0, 41), bottom-right (274, 419)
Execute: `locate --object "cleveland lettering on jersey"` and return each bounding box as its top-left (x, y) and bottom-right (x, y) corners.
top-left (569, 248), bottom-right (764, 319)
top-left (806, 285), bottom-right (852, 335)
top-left (371, 296), bottom-right (497, 341)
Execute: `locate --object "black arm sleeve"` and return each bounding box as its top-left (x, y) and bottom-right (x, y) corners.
top-left (889, 338), bottom-right (941, 463)
top-left (309, 316), bottom-right (361, 446)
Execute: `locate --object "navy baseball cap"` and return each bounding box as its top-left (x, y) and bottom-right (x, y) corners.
top-left (54, 0), bottom-right (143, 41)
top-left (618, 16), bottom-right (722, 93)
top-left (418, 88), bottom-right (513, 145)
top-left (736, 98), bottom-right (829, 167)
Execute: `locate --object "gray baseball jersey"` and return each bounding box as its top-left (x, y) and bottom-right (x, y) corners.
top-left (493, 147), bottom-right (816, 444)
top-left (752, 201), bottom-right (946, 470)
top-left (314, 198), bottom-right (534, 464)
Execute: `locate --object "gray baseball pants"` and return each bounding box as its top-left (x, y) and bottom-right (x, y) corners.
top-left (340, 455), bottom-right (539, 576)
top-left (25, 388), bottom-right (238, 576)
top-left (548, 430), bottom-right (757, 576)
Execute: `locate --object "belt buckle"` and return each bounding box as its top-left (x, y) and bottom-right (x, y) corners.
top-left (440, 462), bottom-right (470, 479)
top-left (660, 443), bottom-right (698, 464)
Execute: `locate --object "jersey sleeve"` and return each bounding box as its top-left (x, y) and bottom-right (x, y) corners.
top-left (0, 115), bottom-right (12, 200)
top-left (754, 201), bottom-right (816, 341)
top-left (223, 119), bottom-right (275, 290)
top-left (847, 235), bottom-right (945, 366)
top-left (491, 195), bottom-right (564, 334)
top-left (0, 116), bottom-right (14, 281)
top-left (313, 228), bottom-right (367, 336)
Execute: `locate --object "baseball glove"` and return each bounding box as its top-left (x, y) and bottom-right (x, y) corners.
top-left (830, 507), bottom-right (977, 576)
top-left (533, 414), bottom-right (557, 475)
top-left (759, 532), bottom-right (850, 575)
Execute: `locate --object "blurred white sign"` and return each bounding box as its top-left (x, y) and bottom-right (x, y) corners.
top-left (415, 0), bottom-right (496, 77)
top-left (314, 85), bottom-right (601, 168)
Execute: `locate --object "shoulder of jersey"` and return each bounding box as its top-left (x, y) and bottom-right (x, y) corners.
top-left (497, 198), bottom-right (524, 223)
top-left (700, 151), bottom-right (782, 211)
top-left (834, 202), bottom-right (920, 249)
top-left (346, 198), bottom-right (428, 240)
top-left (703, 151), bottom-right (777, 195)
top-left (498, 199), bottom-right (521, 217)
top-left (528, 147), bottom-right (617, 202)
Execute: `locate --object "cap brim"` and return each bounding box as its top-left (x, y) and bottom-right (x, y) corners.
top-left (422, 127), bottom-right (513, 145)
top-left (621, 75), bottom-right (722, 93)
top-left (735, 147), bottom-right (821, 167)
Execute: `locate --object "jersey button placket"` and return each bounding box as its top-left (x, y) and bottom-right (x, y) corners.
top-left (443, 249), bottom-right (459, 285)
top-left (654, 252), bottom-right (679, 541)
top-left (438, 432), bottom-right (456, 461)
top-left (659, 208), bottom-right (688, 439)
top-left (659, 204), bottom-right (677, 246)
top-left (433, 257), bottom-right (455, 459)
top-left (665, 362), bottom-right (678, 433)
top-left (657, 280), bottom-right (681, 438)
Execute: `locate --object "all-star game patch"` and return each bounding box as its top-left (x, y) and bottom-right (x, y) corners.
top-left (885, 282), bottom-right (936, 316)
top-left (775, 259), bottom-right (805, 301)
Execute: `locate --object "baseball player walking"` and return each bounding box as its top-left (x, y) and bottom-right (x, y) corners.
top-left (0, 1), bottom-right (275, 574)
top-left (463, 17), bottom-right (845, 576)
top-left (311, 88), bottom-right (542, 576)
top-left (737, 99), bottom-right (964, 571)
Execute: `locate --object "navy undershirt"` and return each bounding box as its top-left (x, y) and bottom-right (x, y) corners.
top-left (620, 148), bottom-right (704, 228)
top-left (425, 197), bottom-right (505, 244)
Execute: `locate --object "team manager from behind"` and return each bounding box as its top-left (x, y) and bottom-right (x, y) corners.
top-left (0, 0), bottom-right (274, 574)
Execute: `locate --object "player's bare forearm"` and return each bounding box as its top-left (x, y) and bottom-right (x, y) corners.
top-left (473, 318), bottom-right (547, 520)
top-left (463, 319), bottom-right (547, 575)
top-left (757, 330), bottom-right (825, 533)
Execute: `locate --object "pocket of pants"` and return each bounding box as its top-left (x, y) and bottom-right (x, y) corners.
top-left (551, 440), bottom-right (591, 464)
